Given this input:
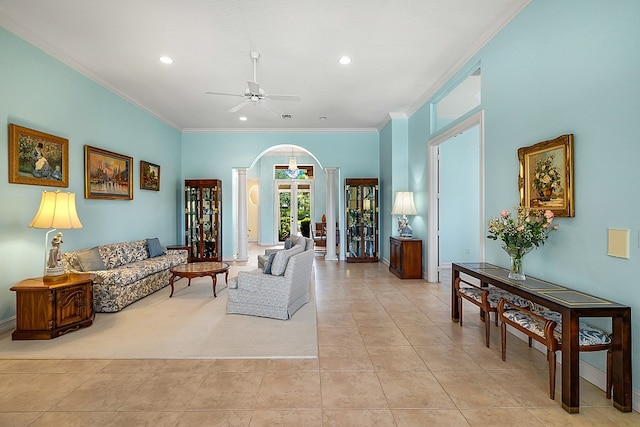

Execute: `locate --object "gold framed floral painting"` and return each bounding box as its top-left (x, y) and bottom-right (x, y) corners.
top-left (518, 134), bottom-right (574, 217)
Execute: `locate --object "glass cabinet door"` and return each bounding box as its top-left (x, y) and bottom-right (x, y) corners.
top-left (345, 178), bottom-right (378, 262)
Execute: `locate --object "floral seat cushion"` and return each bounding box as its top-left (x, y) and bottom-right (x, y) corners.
top-left (502, 309), bottom-right (611, 346)
top-left (458, 285), bottom-right (530, 309)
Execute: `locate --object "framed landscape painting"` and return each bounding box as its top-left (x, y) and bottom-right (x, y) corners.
top-left (140, 160), bottom-right (160, 191)
top-left (8, 124), bottom-right (69, 187)
top-left (518, 134), bottom-right (574, 217)
top-left (84, 145), bottom-right (133, 200)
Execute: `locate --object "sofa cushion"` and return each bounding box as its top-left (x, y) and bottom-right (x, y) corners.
top-left (146, 237), bottom-right (164, 258)
top-left (270, 244), bottom-right (304, 276)
top-left (76, 247), bottom-right (106, 271)
top-left (263, 252), bottom-right (277, 274)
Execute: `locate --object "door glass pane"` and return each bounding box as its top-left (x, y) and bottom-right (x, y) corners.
top-left (278, 184), bottom-right (291, 241)
top-left (362, 185), bottom-right (376, 257)
top-left (346, 185), bottom-right (361, 258)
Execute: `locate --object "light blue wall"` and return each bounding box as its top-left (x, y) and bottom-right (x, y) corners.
top-left (380, 116), bottom-right (411, 262)
top-left (180, 131), bottom-right (379, 259)
top-left (0, 28), bottom-right (182, 320)
top-left (409, 0), bottom-right (640, 387)
top-left (439, 126), bottom-right (480, 263)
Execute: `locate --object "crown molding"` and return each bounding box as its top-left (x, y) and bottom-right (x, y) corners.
top-left (181, 127), bottom-right (379, 134)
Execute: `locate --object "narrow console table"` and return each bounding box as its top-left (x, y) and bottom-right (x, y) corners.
top-left (451, 262), bottom-right (632, 414)
top-left (11, 273), bottom-right (95, 340)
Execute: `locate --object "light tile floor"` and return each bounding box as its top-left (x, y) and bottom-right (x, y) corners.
top-left (0, 251), bottom-right (638, 426)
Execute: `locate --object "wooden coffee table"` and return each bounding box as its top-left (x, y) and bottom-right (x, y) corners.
top-left (169, 262), bottom-right (230, 298)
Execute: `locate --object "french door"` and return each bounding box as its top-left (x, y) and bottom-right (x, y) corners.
top-left (275, 180), bottom-right (313, 242)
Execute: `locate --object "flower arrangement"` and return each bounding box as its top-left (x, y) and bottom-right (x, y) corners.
top-left (487, 206), bottom-right (558, 279)
top-left (533, 155), bottom-right (562, 199)
top-left (487, 206), bottom-right (558, 251)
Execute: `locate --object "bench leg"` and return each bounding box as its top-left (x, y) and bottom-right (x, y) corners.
top-left (484, 310), bottom-right (491, 348)
top-left (606, 349), bottom-right (612, 399)
top-left (549, 350), bottom-right (557, 400)
top-left (501, 321), bottom-right (507, 361)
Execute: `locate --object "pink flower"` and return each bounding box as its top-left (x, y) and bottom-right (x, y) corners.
top-left (501, 210), bottom-right (510, 218)
top-left (544, 210), bottom-right (554, 219)
top-left (543, 223), bottom-right (549, 228)
top-left (516, 225), bottom-right (524, 231)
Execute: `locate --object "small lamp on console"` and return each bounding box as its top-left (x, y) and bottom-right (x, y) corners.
top-left (391, 191), bottom-right (417, 237)
top-left (29, 190), bottom-right (83, 282)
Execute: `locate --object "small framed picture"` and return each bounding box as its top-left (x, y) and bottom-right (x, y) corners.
top-left (140, 160), bottom-right (160, 191)
top-left (518, 134), bottom-right (574, 217)
top-left (84, 145), bottom-right (133, 200)
top-left (8, 124), bottom-right (69, 187)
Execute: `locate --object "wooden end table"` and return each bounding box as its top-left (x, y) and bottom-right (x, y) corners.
top-left (10, 273), bottom-right (95, 340)
top-left (169, 262), bottom-right (230, 298)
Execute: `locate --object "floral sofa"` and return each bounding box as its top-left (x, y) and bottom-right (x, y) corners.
top-left (61, 239), bottom-right (187, 313)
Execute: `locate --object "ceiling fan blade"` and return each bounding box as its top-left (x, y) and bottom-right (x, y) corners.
top-left (260, 101), bottom-right (284, 117)
top-left (266, 94), bottom-right (302, 102)
top-left (228, 100), bottom-right (251, 113)
top-left (247, 80), bottom-right (260, 94)
top-left (205, 91), bottom-right (244, 98)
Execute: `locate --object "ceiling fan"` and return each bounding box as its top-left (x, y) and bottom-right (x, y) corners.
top-left (205, 51), bottom-right (301, 116)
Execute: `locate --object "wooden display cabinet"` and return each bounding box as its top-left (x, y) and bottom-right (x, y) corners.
top-left (345, 178), bottom-right (379, 262)
top-left (185, 179), bottom-right (222, 262)
top-left (389, 237), bottom-right (423, 279)
top-left (10, 273), bottom-right (95, 340)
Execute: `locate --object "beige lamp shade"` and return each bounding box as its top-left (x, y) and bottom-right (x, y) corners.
top-left (29, 190), bottom-right (83, 229)
top-left (391, 191), bottom-right (417, 216)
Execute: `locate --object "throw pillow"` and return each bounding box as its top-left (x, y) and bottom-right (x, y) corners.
top-left (76, 247), bottom-right (106, 271)
top-left (284, 236), bottom-right (293, 250)
top-left (263, 252), bottom-right (277, 274)
top-left (270, 244), bottom-right (305, 276)
top-left (146, 237), bottom-right (165, 258)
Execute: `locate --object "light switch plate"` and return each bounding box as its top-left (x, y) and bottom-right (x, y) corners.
top-left (607, 228), bottom-right (629, 258)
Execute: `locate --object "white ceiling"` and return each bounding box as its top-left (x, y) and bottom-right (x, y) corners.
top-left (0, 0), bottom-right (529, 131)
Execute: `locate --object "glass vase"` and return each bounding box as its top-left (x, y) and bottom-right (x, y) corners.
top-left (502, 245), bottom-right (532, 280)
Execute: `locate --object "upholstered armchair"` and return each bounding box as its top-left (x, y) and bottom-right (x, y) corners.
top-left (228, 246), bottom-right (314, 320)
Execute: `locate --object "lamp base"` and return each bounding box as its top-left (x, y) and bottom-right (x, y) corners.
top-left (44, 267), bottom-right (67, 283)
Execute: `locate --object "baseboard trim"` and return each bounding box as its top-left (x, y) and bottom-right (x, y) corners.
top-left (0, 316), bottom-right (16, 334)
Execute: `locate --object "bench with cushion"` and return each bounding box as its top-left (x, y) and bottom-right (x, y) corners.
top-left (498, 298), bottom-right (612, 400)
top-left (454, 277), bottom-right (532, 347)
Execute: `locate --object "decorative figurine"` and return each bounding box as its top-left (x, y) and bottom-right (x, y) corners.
top-left (47, 232), bottom-right (64, 269)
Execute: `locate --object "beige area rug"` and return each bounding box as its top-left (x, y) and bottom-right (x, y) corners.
top-left (0, 275), bottom-right (318, 359)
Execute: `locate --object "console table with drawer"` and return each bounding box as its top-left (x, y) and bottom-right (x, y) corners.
top-left (451, 262), bottom-right (632, 414)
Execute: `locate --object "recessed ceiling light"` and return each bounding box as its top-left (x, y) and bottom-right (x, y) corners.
top-left (338, 56), bottom-right (351, 65)
top-left (319, 116), bottom-right (327, 120)
top-left (239, 116), bottom-right (248, 121)
top-left (159, 56), bottom-right (173, 64)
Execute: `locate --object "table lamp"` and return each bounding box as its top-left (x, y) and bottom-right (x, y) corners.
top-left (391, 191), bottom-right (417, 237)
top-left (28, 190), bottom-right (83, 282)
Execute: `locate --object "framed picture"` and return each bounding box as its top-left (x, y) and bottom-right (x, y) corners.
top-left (84, 145), bottom-right (133, 200)
top-left (140, 160), bottom-right (160, 191)
top-left (518, 134), bottom-right (574, 217)
top-left (8, 124), bottom-right (69, 187)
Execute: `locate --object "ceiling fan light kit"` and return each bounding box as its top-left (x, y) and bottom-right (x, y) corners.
top-left (206, 51), bottom-right (301, 117)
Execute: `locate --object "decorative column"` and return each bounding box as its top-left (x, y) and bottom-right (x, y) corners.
top-left (325, 168), bottom-right (338, 261)
top-left (236, 168), bottom-right (249, 262)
